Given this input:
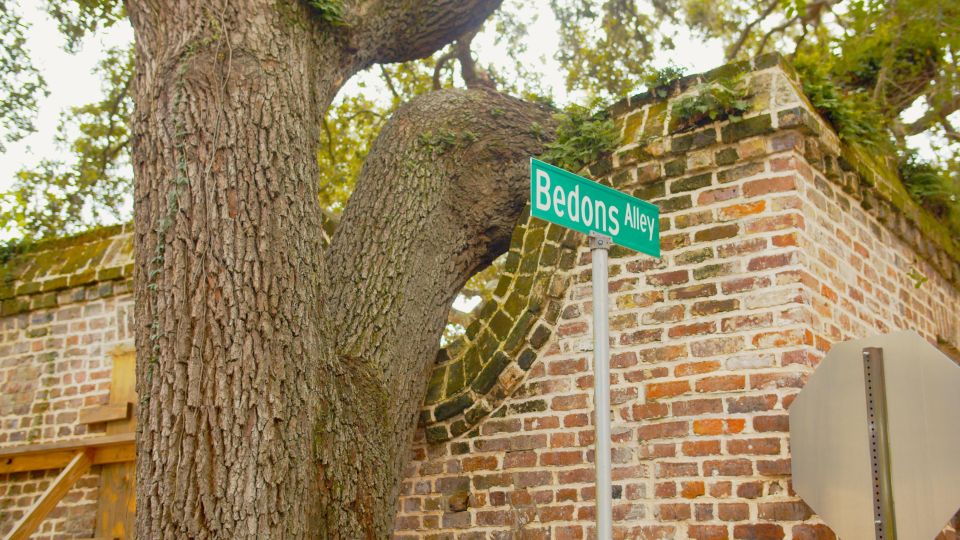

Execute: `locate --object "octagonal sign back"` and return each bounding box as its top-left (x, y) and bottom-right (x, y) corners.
top-left (789, 330), bottom-right (960, 540)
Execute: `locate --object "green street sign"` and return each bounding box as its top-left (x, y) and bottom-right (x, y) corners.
top-left (530, 158), bottom-right (660, 257)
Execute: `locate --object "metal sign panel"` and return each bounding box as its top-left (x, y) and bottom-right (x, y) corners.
top-left (790, 330), bottom-right (960, 540)
top-left (530, 158), bottom-right (660, 256)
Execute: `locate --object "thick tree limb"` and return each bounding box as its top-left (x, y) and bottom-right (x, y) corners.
top-left (905, 95), bottom-right (960, 136)
top-left (319, 88), bottom-right (554, 535)
top-left (346, 0), bottom-right (503, 64)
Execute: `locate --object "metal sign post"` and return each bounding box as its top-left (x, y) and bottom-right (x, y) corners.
top-left (590, 232), bottom-right (612, 540)
top-left (529, 158), bottom-right (660, 540)
top-left (862, 347), bottom-right (897, 540)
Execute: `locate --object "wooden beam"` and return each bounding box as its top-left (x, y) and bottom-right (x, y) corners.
top-left (4, 450), bottom-right (93, 540)
top-left (0, 433), bottom-right (134, 474)
top-left (78, 403), bottom-right (132, 425)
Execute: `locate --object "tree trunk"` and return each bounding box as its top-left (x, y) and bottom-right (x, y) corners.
top-left (127, 1), bottom-right (545, 537)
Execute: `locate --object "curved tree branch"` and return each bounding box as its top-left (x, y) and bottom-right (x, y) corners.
top-left (347, 0), bottom-right (504, 65)
top-left (726, 0), bottom-right (779, 61)
top-left (318, 88), bottom-right (554, 535)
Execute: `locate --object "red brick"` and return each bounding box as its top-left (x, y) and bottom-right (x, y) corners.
top-left (727, 395), bottom-right (777, 413)
top-left (540, 450), bottom-right (582, 467)
top-left (718, 503), bottom-right (749, 521)
top-left (659, 503), bottom-right (692, 520)
top-left (710, 481), bottom-right (732, 497)
top-left (750, 372), bottom-right (803, 390)
top-left (682, 440), bottom-right (721, 456)
top-left (695, 503), bottom-right (714, 521)
top-left (694, 224), bottom-right (740, 242)
top-left (772, 232), bottom-right (798, 247)
top-left (696, 375), bottom-right (745, 393)
top-left (758, 501), bottom-right (812, 520)
top-left (638, 421), bottom-right (689, 441)
top-left (669, 283), bottom-right (717, 300)
top-left (647, 380), bottom-right (690, 400)
top-left (619, 328), bottom-right (663, 345)
top-left (721, 276), bottom-right (770, 294)
top-left (673, 398), bottom-right (723, 416)
top-left (689, 525), bottom-right (729, 540)
top-left (693, 418), bottom-right (745, 435)
top-left (552, 394), bottom-right (588, 411)
top-left (737, 481), bottom-right (763, 499)
top-left (791, 524), bottom-right (837, 540)
top-left (733, 524), bottom-right (784, 540)
top-left (743, 175), bottom-right (795, 197)
top-left (753, 415), bottom-right (789, 432)
top-left (558, 321), bottom-right (588, 337)
top-left (539, 504), bottom-right (575, 521)
top-left (744, 213), bottom-right (803, 234)
top-left (642, 305), bottom-right (685, 324)
top-left (756, 459), bottom-right (791, 476)
top-left (476, 510), bottom-right (513, 526)
top-left (691, 299), bottom-right (739, 316)
top-left (681, 480), bottom-right (706, 498)
top-left (463, 456), bottom-right (498, 471)
top-left (747, 253), bottom-right (795, 271)
top-left (632, 402), bottom-right (670, 420)
top-left (655, 481), bottom-right (677, 498)
top-left (719, 200), bottom-right (765, 220)
top-left (699, 186), bottom-right (739, 205)
top-left (647, 270), bottom-right (690, 286)
top-left (703, 459), bottom-right (753, 477)
top-left (547, 357), bottom-right (588, 376)
top-left (691, 336), bottom-right (744, 357)
top-left (504, 451), bottom-right (537, 468)
top-left (727, 437), bottom-right (781, 455)
top-left (676, 361), bottom-right (720, 377)
top-left (669, 322), bottom-right (716, 338)
top-left (721, 313), bottom-right (772, 332)
top-left (657, 462), bottom-right (699, 478)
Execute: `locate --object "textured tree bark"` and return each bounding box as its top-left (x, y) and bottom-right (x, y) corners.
top-left (127, 0), bottom-right (547, 537)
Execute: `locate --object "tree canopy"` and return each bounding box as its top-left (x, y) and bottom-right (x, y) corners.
top-left (1, 0), bottom-right (958, 237)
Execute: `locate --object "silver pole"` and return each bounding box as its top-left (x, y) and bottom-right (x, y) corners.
top-left (590, 232), bottom-right (612, 540)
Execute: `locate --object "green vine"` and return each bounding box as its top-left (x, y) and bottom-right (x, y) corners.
top-left (540, 103), bottom-right (620, 172)
top-left (671, 75), bottom-right (750, 131)
top-left (306, 0), bottom-right (345, 25)
top-left (898, 152), bottom-right (960, 236)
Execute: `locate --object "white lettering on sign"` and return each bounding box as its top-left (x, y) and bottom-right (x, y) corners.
top-left (536, 169), bottom-right (643, 240)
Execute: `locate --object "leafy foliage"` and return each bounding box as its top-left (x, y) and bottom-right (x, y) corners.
top-left (0, 46), bottom-right (132, 239)
top-left (0, 0), bottom-right (48, 151)
top-left (898, 152), bottom-right (960, 235)
top-left (795, 58), bottom-right (890, 149)
top-left (671, 76), bottom-right (750, 131)
top-left (306, 0), bottom-right (345, 25)
top-left (540, 103), bottom-right (620, 172)
top-left (644, 64), bottom-right (686, 98)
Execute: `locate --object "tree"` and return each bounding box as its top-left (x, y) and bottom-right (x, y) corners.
top-left (2, 0), bottom-right (959, 536)
top-left (124, 1), bottom-right (562, 537)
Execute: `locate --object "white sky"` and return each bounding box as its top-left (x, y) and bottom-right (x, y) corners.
top-left (0, 2), bottom-right (727, 194)
top-left (0, 1), bottom-right (942, 198)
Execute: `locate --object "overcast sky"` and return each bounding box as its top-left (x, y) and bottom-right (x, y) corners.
top-left (0, 2), bottom-right (937, 199)
top-left (0, 3), bottom-right (730, 195)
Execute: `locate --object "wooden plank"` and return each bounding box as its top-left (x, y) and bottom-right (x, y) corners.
top-left (0, 433), bottom-right (135, 459)
top-left (79, 403), bottom-right (132, 425)
top-left (96, 348), bottom-right (138, 540)
top-left (4, 450), bottom-right (93, 540)
top-left (0, 434), bottom-right (135, 474)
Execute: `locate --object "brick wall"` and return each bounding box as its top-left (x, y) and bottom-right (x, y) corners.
top-left (1, 55), bottom-right (958, 540)
top-left (0, 227), bottom-right (134, 539)
top-left (393, 55), bottom-right (960, 539)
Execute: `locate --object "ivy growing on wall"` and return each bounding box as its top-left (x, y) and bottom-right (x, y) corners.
top-left (540, 103), bottom-right (620, 172)
top-left (671, 76), bottom-right (750, 132)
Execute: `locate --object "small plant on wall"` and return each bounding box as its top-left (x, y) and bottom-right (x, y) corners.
top-left (671, 75), bottom-right (751, 132)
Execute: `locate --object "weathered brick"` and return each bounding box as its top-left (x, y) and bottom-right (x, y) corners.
top-left (718, 503), bottom-right (749, 522)
top-left (733, 524), bottom-right (784, 540)
top-left (694, 224), bottom-right (739, 242)
top-left (727, 437), bottom-right (780, 455)
top-left (696, 375), bottom-right (745, 393)
top-left (758, 501), bottom-right (812, 521)
top-left (743, 175), bottom-right (796, 197)
top-left (647, 380), bottom-right (691, 401)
